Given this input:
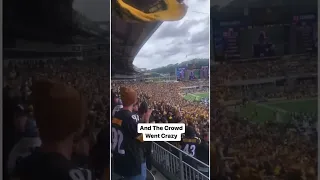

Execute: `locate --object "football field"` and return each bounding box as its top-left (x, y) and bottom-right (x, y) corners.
top-left (184, 92), bottom-right (209, 102)
top-left (239, 98), bottom-right (317, 123)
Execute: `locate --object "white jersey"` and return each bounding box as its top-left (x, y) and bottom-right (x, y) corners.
top-left (112, 105), bottom-right (123, 117)
top-left (7, 137), bottom-right (42, 175)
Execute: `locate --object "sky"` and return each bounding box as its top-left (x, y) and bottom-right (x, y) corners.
top-left (133, 0), bottom-right (210, 69)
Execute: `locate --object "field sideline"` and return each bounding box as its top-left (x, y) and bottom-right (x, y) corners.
top-left (239, 98), bottom-right (317, 123)
top-left (184, 92), bottom-right (209, 102)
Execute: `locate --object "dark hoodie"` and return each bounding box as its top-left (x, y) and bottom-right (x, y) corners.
top-left (3, 88), bottom-right (18, 180)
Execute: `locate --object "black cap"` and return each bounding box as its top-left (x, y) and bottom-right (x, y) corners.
top-left (138, 101), bottom-right (148, 115)
top-left (185, 126), bottom-right (196, 138)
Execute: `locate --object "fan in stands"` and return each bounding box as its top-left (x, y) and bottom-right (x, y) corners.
top-left (111, 80), bottom-right (210, 180)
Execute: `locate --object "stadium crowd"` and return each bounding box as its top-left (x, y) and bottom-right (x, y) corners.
top-left (111, 80), bottom-right (210, 179)
top-left (112, 81), bottom-right (210, 140)
top-left (211, 54), bottom-right (317, 180)
top-left (214, 55), bottom-right (316, 83)
top-left (4, 58), bottom-right (110, 180)
top-left (4, 57), bottom-right (210, 180)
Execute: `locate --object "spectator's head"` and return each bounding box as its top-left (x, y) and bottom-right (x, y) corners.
top-left (133, 102), bottom-right (139, 112)
top-left (23, 119), bottom-right (39, 138)
top-left (112, 91), bottom-right (119, 104)
top-left (27, 105), bottom-right (34, 117)
top-left (14, 109), bottom-right (28, 134)
top-left (138, 101), bottom-right (148, 115)
top-left (203, 132), bottom-right (209, 142)
top-left (185, 125), bottom-right (196, 138)
top-left (187, 121), bottom-right (194, 127)
top-left (119, 87), bottom-right (137, 110)
top-left (32, 80), bottom-right (88, 145)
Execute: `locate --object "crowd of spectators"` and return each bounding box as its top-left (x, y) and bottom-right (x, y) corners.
top-left (4, 58), bottom-right (210, 180)
top-left (214, 55), bottom-right (316, 84)
top-left (112, 80), bottom-right (210, 141)
top-left (4, 58), bottom-right (110, 127)
top-left (111, 80), bottom-right (210, 180)
top-left (220, 78), bottom-right (317, 101)
top-left (4, 58), bottom-right (110, 180)
top-left (4, 52), bottom-right (318, 180)
top-left (211, 55), bottom-right (317, 180)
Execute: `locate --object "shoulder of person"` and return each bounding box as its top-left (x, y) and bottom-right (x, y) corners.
top-left (8, 137), bottom-right (41, 175)
top-left (115, 109), bottom-right (131, 118)
top-left (195, 136), bottom-right (202, 144)
top-left (14, 166), bottom-right (95, 180)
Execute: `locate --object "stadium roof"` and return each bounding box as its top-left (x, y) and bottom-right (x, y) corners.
top-left (111, 11), bottom-right (162, 66)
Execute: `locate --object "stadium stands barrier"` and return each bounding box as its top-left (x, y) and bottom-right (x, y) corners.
top-left (151, 142), bottom-right (209, 180)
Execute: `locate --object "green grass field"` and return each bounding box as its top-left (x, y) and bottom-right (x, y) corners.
top-left (239, 99), bottom-right (317, 124)
top-left (184, 92), bottom-right (209, 102)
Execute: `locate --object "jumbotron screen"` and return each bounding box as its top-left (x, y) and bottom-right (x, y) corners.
top-left (176, 66), bottom-right (209, 81)
top-left (213, 20), bottom-right (289, 60)
top-left (292, 14), bottom-right (317, 53)
top-left (213, 13), bottom-right (317, 61)
top-left (213, 20), bottom-right (243, 60)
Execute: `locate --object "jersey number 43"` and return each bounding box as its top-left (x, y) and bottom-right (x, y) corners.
top-left (183, 144), bottom-right (196, 157)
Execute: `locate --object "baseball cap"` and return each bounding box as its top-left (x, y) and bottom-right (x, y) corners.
top-left (138, 101), bottom-right (148, 115)
top-left (32, 80), bottom-right (88, 142)
top-left (185, 126), bottom-right (196, 138)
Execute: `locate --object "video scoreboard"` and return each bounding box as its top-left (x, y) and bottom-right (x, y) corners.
top-left (213, 12), bottom-right (318, 61)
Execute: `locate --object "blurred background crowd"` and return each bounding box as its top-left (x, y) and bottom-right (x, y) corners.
top-left (3, 58), bottom-right (110, 179)
top-left (211, 54), bottom-right (317, 180)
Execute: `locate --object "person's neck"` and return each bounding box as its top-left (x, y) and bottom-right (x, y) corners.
top-left (40, 138), bottom-right (73, 160)
top-left (122, 106), bottom-right (133, 112)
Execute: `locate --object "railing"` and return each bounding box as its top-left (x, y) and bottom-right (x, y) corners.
top-left (151, 142), bottom-right (209, 180)
top-left (111, 167), bottom-right (155, 180)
